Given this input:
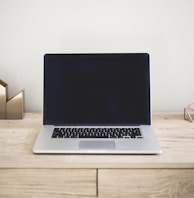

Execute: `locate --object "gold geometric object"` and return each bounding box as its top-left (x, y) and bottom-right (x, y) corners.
top-left (184, 103), bottom-right (194, 123)
top-left (0, 79), bottom-right (24, 119)
top-left (0, 80), bottom-right (8, 119)
top-left (6, 90), bottom-right (24, 119)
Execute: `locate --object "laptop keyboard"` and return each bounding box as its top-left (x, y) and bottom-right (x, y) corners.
top-left (52, 128), bottom-right (143, 139)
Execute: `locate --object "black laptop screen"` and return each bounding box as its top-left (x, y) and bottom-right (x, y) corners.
top-left (43, 53), bottom-right (150, 125)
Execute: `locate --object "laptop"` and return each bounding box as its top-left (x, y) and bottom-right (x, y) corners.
top-left (33, 53), bottom-right (162, 154)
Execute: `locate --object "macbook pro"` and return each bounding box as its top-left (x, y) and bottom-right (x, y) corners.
top-left (33, 53), bottom-right (162, 154)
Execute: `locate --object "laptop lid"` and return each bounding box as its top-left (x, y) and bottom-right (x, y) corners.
top-left (43, 53), bottom-right (151, 126)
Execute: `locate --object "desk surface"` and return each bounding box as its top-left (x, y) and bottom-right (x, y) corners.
top-left (0, 112), bottom-right (194, 169)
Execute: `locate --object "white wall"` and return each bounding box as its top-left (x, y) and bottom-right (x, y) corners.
top-left (0, 0), bottom-right (194, 112)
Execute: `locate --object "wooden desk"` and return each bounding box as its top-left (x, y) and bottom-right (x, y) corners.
top-left (0, 113), bottom-right (194, 197)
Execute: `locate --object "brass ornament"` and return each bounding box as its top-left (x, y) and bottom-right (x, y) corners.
top-left (0, 79), bottom-right (24, 119)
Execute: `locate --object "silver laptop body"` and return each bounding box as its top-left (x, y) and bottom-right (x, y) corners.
top-left (33, 53), bottom-right (162, 154)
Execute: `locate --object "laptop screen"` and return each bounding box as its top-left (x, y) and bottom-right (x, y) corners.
top-left (43, 53), bottom-right (150, 126)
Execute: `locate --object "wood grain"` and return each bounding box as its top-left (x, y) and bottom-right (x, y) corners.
top-left (98, 169), bottom-right (194, 198)
top-left (0, 169), bottom-right (96, 198)
top-left (0, 112), bottom-right (194, 169)
top-left (1, 113), bottom-right (194, 197)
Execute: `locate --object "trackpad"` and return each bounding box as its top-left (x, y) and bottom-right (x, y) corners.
top-left (79, 140), bottom-right (116, 150)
